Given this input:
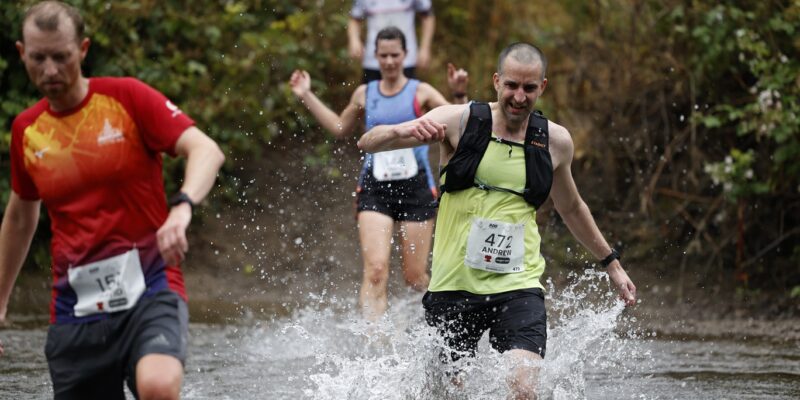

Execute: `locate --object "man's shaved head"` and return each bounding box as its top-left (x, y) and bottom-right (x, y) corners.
top-left (497, 42), bottom-right (547, 79)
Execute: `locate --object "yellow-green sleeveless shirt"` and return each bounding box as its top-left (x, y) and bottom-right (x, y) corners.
top-left (429, 134), bottom-right (546, 294)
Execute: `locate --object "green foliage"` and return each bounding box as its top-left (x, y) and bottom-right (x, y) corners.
top-left (687, 2), bottom-right (800, 193)
top-left (704, 149), bottom-right (769, 202)
top-left (2, 0), bottom-right (357, 161)
top-left (0, 1), bottom-right (797, 294)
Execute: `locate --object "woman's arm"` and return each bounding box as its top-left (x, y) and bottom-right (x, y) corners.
top-left (288, 70), bottom-right (364, 139)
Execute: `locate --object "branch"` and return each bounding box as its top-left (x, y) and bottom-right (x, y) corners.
top-left (741, 226), bottom-right (800, 269)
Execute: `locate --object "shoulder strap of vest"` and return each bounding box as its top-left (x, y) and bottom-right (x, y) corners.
top-left (520, 110), bottom-right (551, 207)
top-left (440, 102), bottom-right (491, 176)
top-left (470, 101), bottom-right (492, 120)
top-left (524, 109), bottom-right (549, 149)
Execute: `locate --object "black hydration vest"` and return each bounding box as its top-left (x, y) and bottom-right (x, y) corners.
top-left (439, 102), bottom-right (553, 209)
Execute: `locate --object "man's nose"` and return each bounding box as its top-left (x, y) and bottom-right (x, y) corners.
top-left (43, 59), bottom-right (58, 76)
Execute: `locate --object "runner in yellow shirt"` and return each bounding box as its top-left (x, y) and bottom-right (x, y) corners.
top-left (359, 42), bottom-right (636, 398)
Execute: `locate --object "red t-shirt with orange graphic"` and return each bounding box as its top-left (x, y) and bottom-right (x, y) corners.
top-left (10, 77), bottom-right (194, 324)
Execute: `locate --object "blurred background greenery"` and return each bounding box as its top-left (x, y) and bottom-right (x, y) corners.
top-left (1, 0), bottom-right (798, 307)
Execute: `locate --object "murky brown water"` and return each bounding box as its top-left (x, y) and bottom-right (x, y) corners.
top-left (2, 273), bottom-right (798, 400)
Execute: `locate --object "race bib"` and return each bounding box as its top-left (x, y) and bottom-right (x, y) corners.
top-left (372, 149), bottom-right (419, 181)
top-left (67, 249), bottom-right (146, 317)
top-left (464, 218), bottom-right (526, 273)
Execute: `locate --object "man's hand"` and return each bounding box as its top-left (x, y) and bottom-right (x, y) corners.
top-left (288, 70), bottom-right (312, 99)
top-left (447, 63), bottom-right (469, 96)
top-left (607, 262), bottom-right (637, 306)
top-left (157, 203), bottom-right (192, 265)
top-left (393, 118), bottom-right (447, 143)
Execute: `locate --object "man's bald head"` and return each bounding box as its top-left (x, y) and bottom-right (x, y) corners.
top-left (497, 42), bottom-right (547, 79)
top-left (21, 1), bottom-right (84, 44)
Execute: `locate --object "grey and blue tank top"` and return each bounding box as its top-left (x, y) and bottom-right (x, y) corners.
top-left (358, 79), bottom-right (436, 192)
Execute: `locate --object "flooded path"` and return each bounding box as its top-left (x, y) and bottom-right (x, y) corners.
top-left (2, 272), bottom-right (798, 399)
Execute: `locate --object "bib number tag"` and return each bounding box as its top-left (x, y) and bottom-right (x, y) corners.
top-left (465, 218), bottom-right (526, 273)
top-left (67, 249), bottom-right (146, 317)
top-left (372, 149), bottom-right (418, 181)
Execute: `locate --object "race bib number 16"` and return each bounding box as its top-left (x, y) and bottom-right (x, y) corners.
top-left (67, 249), bottom-right (146, 317)
top-left (464, 218), bottom-right (526, 273)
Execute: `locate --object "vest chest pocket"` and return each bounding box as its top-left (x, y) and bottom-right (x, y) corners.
top-left (67, 249), bottom-right (146, 317)
top-left (372, 149), bottom-right (419, 181)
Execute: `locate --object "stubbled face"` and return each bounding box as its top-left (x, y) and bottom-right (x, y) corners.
top-left (17, 18), bottom-right (88, 102)
top-left (493, 57), bottom-right (547, 126)
top-left (375, 39), bottom-right (406, 80)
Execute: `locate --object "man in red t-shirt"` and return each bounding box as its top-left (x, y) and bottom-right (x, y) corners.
top-left (0, 2), bottom-right (225, 399)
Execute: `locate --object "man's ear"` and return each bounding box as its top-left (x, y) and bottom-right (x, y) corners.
top-left (15, 40), bottom-right (25, 58)
top-left (79, 37), bottom-right (90, 61)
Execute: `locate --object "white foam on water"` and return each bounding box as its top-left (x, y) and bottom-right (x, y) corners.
top-left (235, 270), bottom-right (647, 400)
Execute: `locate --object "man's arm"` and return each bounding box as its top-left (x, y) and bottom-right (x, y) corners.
top-left (357, 103), bottom-right (466, 153)
top-left (156, 127), bottom-right (225, 265)
top-left (0, 193), bottom-right (40, 324)
top-left (416, 13), bottom-right (435, 70)
top-left (548, 125), bottom-right (636, 305)
top-left (347, 18), bottom-right (364, 62)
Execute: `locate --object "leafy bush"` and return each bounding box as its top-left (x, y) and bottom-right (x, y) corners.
top-left (1, 1), bottom-right (797, 296)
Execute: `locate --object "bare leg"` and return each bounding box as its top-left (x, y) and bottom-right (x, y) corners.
top-left (506, 349), bottom-right (542, 400)
top-left (357, 211), bottom-right (395, 320)
top-left (136, 354), bottom-right (183, 400)
top-left (398, 219), bottom-right (433, 291)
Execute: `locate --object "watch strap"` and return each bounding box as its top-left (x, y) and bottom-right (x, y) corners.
top-left (168, 191), bottom-right (195, 211)
top-left (600, 248), bottom-right (620, 267)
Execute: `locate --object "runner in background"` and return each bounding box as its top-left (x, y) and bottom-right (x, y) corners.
top-left (348, 0), bottom-right (435, 83)
top-left (289, 27), bottom-right (467, 320)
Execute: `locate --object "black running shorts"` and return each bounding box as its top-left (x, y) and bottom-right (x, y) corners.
top-left (45, 290), bottom-right (189, 400)
top-left (422, 288), bottom-right (547, 363)
top-left (357, 170), bottom-right (437, 222)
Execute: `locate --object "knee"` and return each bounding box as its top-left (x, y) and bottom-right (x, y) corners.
top-left (137, 369), bottom-right (182, 400)
top-left (364, 261), bottom-right (389, 286)
top-left (508, 373), bottom-right (538, 400)
top-left (509, 383), bottom-right (538, 400)
top-left (403, 270), bottom-right (429, 289)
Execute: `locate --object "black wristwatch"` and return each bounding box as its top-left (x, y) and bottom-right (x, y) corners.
top-left (599, 248), bottom-right (620, 267)
top-left (168, 191), bottom-right (195, 211)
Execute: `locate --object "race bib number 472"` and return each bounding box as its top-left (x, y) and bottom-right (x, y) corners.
top-left (464, 218), bottom-right (526, 273)
top-left (67, 249), bottom-right (146, 317)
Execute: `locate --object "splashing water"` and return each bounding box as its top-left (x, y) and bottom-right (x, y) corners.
top-left (542, 269), bottom-right (643, 399)
top-left (3, 274), bottom-right (797, 399)
top-left (227, 269), bottom-right (645, 400)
